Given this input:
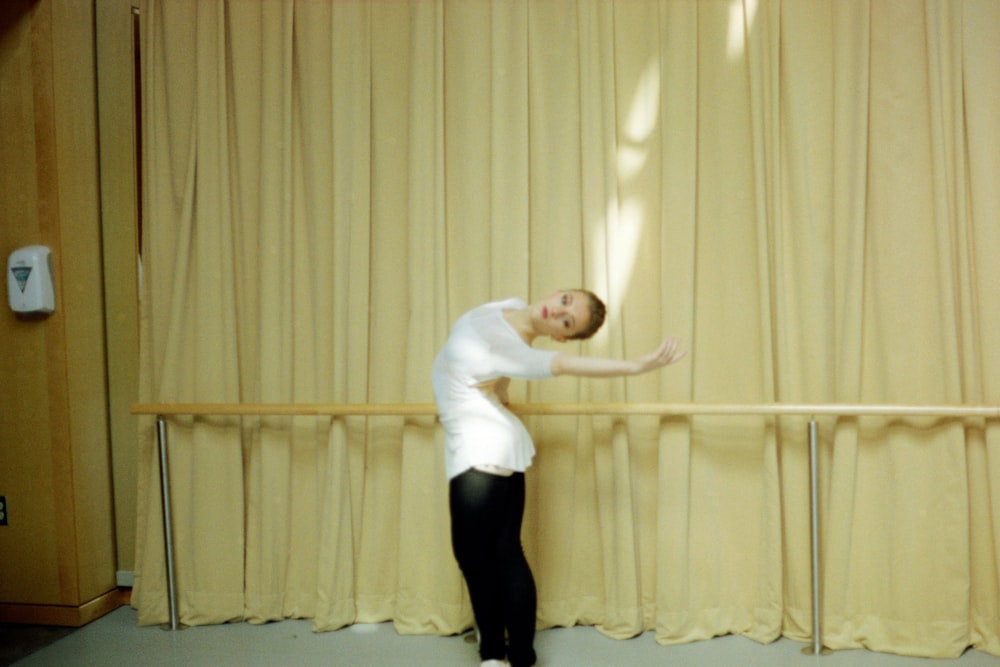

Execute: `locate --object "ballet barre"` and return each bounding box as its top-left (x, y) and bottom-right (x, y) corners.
top-left (130, 401), bottom-right (1000, 654)
top-left (132, 402), bottom-right (1000, 417)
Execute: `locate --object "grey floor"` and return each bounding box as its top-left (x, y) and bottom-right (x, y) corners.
top-left (9, 605), bottom-right (999, 667)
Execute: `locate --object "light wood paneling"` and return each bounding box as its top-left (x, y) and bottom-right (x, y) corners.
top-left (0, 0), bottom-right (120, 625)
top-left (96, 0), bottom-right (142, 578)
top-left (0, 0), bottom-right (64, 608)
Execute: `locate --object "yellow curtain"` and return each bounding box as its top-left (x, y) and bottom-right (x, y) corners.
top-left (133, 0), bottom-right (1000, 658)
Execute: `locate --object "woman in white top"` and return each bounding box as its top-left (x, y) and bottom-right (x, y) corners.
top-left (432, 290), bottom-right (685, 667)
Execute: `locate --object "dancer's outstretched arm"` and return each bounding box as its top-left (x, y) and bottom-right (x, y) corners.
top-left (551, 336), bottom-right (686, 378)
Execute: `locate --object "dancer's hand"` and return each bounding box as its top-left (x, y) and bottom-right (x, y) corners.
top-left (494, 377), bottom-right (511, 406)
top-left (634, 336), bottom-right (686, 373)
top-left (478, 377), bottom-right (513, 405)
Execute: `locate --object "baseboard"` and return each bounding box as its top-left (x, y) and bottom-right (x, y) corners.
top-left (0, 588), bottom-right (128, 627)
top-left (115, 570), bottom-right (134, 588)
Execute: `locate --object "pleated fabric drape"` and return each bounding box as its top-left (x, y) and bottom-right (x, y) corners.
top-left (133, 0), bottom-right (1000, 658)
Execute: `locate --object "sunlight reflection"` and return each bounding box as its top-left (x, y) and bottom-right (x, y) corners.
top-left (594, 57), bottom-right (661, 331)
top-left (616, 145), bottom-right (647, 181)
top-left (618, 61), bottom-right (660, 179)
top-left (607, 197), bottom-right (645, 313)
top-left (727, 0), bottom-right (758, 60)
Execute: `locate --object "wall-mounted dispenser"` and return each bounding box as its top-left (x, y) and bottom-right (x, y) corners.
top-left (8, 245), bottom-right (56, 315)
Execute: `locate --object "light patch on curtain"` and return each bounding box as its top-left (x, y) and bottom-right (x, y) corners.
top-left (727, 0), bottom-right (759, 60)
top-left (605, 198), bottom-right (645, 319)
top-left (604, 58), bottom-right (660, 320)
top-left (618, 59), bottom-right (660, 179)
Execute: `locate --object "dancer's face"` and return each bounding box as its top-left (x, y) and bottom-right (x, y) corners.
top-left (531, 291), bottom-right (593, 342)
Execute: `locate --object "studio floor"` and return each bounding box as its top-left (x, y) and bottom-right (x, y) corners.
top-left (3, 605), bottom-right (998, 666)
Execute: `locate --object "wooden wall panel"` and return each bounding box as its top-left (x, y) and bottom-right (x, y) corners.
top-left (96, 0), bottom-right (142, 580)
top-left (0, 0), bottom-right (64, 608)
top-left (52, 0), bottom-right (116, 604)
top-left (0, 0), bottom-right (122, 624)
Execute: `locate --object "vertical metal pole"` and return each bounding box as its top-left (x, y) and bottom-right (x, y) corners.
top-left (157, 415), bottom-right (180, 630)
top-left (802, 419), bottom-right (828, 654)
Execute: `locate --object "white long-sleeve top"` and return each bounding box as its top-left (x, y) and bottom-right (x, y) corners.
top-left (432, 298), bottom-right (558, 480)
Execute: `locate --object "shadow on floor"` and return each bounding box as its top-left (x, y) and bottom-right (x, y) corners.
top-left (0, 623), bottom-right (76, 666)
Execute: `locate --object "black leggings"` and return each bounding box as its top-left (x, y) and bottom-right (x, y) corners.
top-left (449, 469), bottom-right (537, 667)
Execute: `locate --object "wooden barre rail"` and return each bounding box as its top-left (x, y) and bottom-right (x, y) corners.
top-left (131, 402), bottom-right (1000, 418)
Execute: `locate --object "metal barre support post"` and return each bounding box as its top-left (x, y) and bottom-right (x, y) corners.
top-left (809, 420), bottom-right (822, 655)
top-left (156, 416), bottom-right (181, 631)
top-left (803, 420), bottom-right (830, 655)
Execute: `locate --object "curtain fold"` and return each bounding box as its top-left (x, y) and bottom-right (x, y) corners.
top-left (963, 0), bottom-right (1000, 655)
top-left (134, 0), bottom-right (1000, 658)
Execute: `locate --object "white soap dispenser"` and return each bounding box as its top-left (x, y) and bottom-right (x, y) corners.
top-left (7, 245), bottom-right (56, 315)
